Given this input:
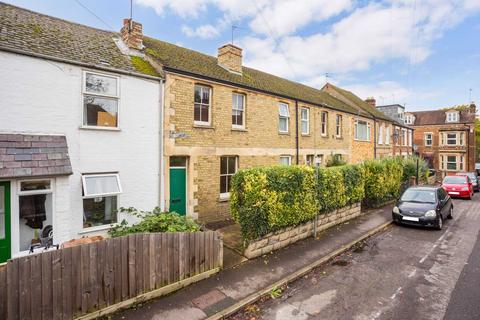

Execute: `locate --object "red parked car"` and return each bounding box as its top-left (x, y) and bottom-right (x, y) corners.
top-left (441, 175), bottom-right (474, 200)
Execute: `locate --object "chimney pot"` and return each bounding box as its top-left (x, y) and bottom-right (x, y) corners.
top-left (218, 44), bottom-right (242, 74)
top-left (365, 97), bottom-right (376, 107)
top-left (121, 18), bottom-right (143, 50)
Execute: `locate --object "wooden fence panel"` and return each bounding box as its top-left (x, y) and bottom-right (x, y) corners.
top-left (0, 231), bottom-right (222, 320)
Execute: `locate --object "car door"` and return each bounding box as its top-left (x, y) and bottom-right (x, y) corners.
top-left (441, 188), bottom-right (451, 217)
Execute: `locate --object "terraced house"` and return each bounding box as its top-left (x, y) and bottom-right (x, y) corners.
top-left (0, 2), bottom-right (417, 240)
top-left (405, 105), bottom-right (477, 176)
top-left (0, 3), bottom-right (163, 261)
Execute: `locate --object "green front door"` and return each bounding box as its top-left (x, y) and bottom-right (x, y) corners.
top-left (169, 168), bottom-right (186, 215)
top-left (0, 182), bottom-right (11, 263)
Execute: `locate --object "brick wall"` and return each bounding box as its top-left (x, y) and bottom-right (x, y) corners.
top-left (164, 73), bottom-right (358, 222)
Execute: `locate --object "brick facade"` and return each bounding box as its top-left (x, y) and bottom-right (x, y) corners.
top-left (164, 73), bottom-right (358, 222)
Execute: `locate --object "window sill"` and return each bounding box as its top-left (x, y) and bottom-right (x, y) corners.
top-left (219, 194), bottom-right (230, 202)
top-left (278, 132), bottom-right (290, 135)
top-left (354, 139), bottom-right (371, 142)
top-left (232, 127), bottom-right (248, 132)
top-left (80, 126), bottom-right (121, 132)
top-left (79, 224), bottom-right (115, 234)
top-left (193, 124), bottom-right (214, 129)
top-left (301, 133), bottom-right (311, 137)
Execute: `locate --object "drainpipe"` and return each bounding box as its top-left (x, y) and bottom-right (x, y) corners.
top-left (465, 125), bottom-right (470, 171)
top-left (295, 101), bottom-right (299, 164)
top-left (373, 117), bottom-right (377, 159)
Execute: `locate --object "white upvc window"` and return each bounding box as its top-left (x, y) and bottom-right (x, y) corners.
top-left (220, 156), bottom-right (238, 198)
top-left (446, 111), bottom-right (459, 123)
top-left (378, 125), bottom-right (384, 145)
top-left (446, 133), bottom-right (458, 145)
top-left (405, 114), bottom-right (415, 125)
top-left (354, 120), bottom-right (370, 141)
top-left (82, 173), bottom-right (122, 229)
top-left (82, 71), bottom-right (120, 129)
top-left (280, 155), bottom-right (292, 165)
top-left (425, 133), bottom-right (433, 146)
top-left (300, 108), bottom-right (310, 135)
top-left (401, 129), bottom-right (407, 146)
top-left (321, 111), bottom-right (328, 136)
top-left (385, 126), bottom-right (390, 145)
top-left (336, 115), bottom-right (342, 138)
top-left (232, 93), bottom-right (246, 129)
top-left (440, 154), bottom-right (464, 171)
top-left (278, 103), bottom-right (290, 133)
top-left (408, 130), bottom-right (413, 147)
top-left (194, 84), bottom-right (212, 125)
top-left (460, 132), bottom-right (465, 146)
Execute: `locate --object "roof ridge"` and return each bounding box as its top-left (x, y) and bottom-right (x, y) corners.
top-left (0, 1), bottom-right (117, 36)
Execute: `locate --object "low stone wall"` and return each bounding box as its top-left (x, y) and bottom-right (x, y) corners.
top-left (244, 203), bottom-right (362, 259)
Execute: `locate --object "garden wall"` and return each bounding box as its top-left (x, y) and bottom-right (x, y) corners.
top-left (244, 203), bottom-right (361, 259)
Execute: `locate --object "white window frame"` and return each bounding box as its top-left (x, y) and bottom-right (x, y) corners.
top-left (219, 156), bottom-right (238, 198)
top-left (194, 84), bottom-right (212, 126)
top-left (321, 111), bottom-right (328, 137)
top-left (300, 108), bottom-right (310, 135)
top-left (408, 130), bottom-right (412, 147)
top-left (446, 132), bottom-right (458, 146)
top-left (354, 120), bottom-right (371, 141)
top-left (401, 129), bottom-right (407, 146)
top-left (385, 126), bottom-right (390, 145)
top-left (18, 179), bottom-right (53, 196)
top-left (440, 154), bottom-right (464, 171)
top-left (82, 70), bottom-right (120, 130)
top-left (280, 155), bottom-right (292, 165)
top-left (446, 112), bottom-right (459, 123)
top-left (278, 103), bottom-right (290, 133)
top-left (378, 125), bottom-right (384, 145)
top-left (336, 114), bottom-right (342, 138)
top-left (81, 173), bottom-right (122, 198)
top-left (232, 92), bottom-right (246, 129)
top-left (425, 133), bottom-right (433, 146)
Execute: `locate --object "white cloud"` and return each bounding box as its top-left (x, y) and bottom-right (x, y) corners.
top-left (182, 24), bottom-right (220, 39)
top-left (343, 81), bottom-right (411, 105)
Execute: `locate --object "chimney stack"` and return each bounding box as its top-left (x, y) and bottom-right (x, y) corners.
top-left (365, 97), bottom-right (376, 108)
top-left (121, 19), bottom-right (143, 50)
top-left (218, 44), bottom-right (242, 74)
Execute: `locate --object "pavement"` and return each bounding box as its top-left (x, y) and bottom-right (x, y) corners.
top-left (112, 206), bottom-right (393, 320)
top-left (228, 195), bottom-right (480, 320)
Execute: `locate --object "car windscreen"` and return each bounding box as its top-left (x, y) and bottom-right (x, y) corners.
top-left (400, 189), bottom-right (436, 203)
top-left (443, 176), bottom-right (467, 184)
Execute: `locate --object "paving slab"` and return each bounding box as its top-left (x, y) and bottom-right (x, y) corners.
top-left (112, 206), bottom-right (392, 320)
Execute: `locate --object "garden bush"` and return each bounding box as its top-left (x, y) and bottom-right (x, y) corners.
top-left (396, 156), bottom-right (430, 183)
top-left (231, 164), bottom-right (366, 240)
top-left (362, 158), bottom-right (403, 207)
top-left (108, 207), bottom-right (200, 238)
top-left (230, 165), bottom-right (318, 241)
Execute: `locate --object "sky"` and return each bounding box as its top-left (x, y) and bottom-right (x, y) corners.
top-left (4, 0), bottom-right (480, 112)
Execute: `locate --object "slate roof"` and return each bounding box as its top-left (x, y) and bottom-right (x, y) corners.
top-left (143, 37), bottom-right (361, 115)
top-left (322, 83), bottom-right (408, 126)
top-left (0, 2), bottom-right (155, 78)
top-left (0, 134), bottom-right (72, 179)
top-left (410, 109), bottom-right (476, 126)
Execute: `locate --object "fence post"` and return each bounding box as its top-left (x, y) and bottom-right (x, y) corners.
top-left (409, 176), bottom-right (417, 186)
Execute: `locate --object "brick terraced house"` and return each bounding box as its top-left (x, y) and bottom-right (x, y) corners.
top-left (405, 105), bottom-right (477, 176)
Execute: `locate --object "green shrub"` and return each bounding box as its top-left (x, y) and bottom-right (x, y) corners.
top-left (396, 156), bottom-right (430, 183)
top-left (231, 166), bottom-right (318, 241)
top-left (108, 207), bottom-right (200, 238)
top-left (316, 166), bottom-right (347, 213)
top-left (340, 164), bottom-right (365, 205)
top-left (362, 158), bottom-right (403, 207)
top-left (326, 153), bottom-right (347, 167)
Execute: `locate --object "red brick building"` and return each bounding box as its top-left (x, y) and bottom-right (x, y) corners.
top-left (405, 104), bottom-right (476, 176)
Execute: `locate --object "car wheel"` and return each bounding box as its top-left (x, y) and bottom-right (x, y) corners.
top-left (447, 206), bottom-right (453, 219)
top-left (436, 215), bottom-right (443, 230)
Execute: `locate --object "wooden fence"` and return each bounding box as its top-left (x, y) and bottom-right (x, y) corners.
top-left (0, 231), bottom-right (223, 320)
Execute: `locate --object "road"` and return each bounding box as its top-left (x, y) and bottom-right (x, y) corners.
top-left (229, 195), bottom-right (480, 320)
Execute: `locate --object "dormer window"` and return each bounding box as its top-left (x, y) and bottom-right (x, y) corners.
top-left (404, 114), bottom-right (415, 125)
top-left (446, 111), bottom-right (459, 123)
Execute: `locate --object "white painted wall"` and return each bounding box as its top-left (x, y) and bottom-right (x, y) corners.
top-left (0, 52), bottom-right (162, 256)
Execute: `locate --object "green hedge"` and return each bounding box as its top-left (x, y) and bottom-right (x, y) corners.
top-left (362, 158), bottom-right (403, 207)
top-left (231, 164), bottom-right (365, 240)
top-left (396, 156), bottom-right (430, 183)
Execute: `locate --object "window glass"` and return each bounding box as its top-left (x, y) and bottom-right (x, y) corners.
top-left (83, 175), bottom-right (121, 197)
top-left (280, 156), bottom-right (291, 165)
top-left (446, 156), bottom-right (457, 170)
top-left (301, 108), bottom-right (309, 134)
top-left (336, 115), bottom-right (342, 137)
top-left (85, 73), bottom-right (118, 96)
top-left (170, 157), bottom-right (187, 167)
top-left (400, 189), bottom-right (436, 203)
top-left (83, 96), bottom-right (118, 127)
top-left (385, 127), bottom-right (390, 145)
top-left (321, 112), bottom-right (328, 136)
top-left (443, 176), bottom-right (467, 184)
top-left (83, 196), bottom-right (117, 228)
top-left (306, 154), bottom-right (314, 166)
top-left (232, 93), bottom-right (245, 127)
top-left (425, 133), bottom-right (433, 146)
top-left (279, 103), bottom-right (289, 132)
top-left (355, 121), bottom-right (369, 141)
top-left (220, 156), bottom-right (237, 194)
top-left (194, 85), bottom-right (211, 123)
top-left (21, 180), bottom-right (51, 192)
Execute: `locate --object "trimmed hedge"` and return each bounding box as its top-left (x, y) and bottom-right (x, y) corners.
top-left (231, 164), bottom-right (365, 240)
top-left (362, 158), bottom-right (403, 207)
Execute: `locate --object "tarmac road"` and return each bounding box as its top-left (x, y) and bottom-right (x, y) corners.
top-left (229, 195), bottom-right (480, 320)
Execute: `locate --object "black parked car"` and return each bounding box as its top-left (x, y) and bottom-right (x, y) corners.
top-left (392, 186), bottom-right (453, 230)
